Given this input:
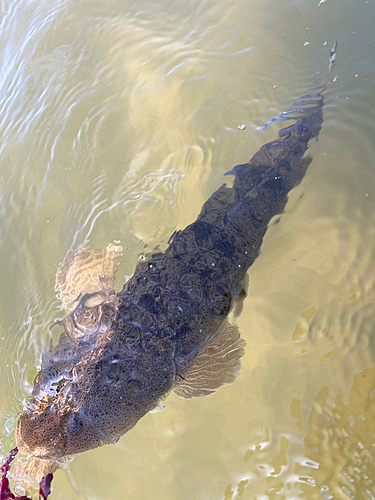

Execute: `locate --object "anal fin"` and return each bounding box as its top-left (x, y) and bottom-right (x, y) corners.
top-left (173, 321), bottom-right (246, 399)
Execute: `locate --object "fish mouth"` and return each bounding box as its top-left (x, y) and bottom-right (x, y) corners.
top-left (14, 455), bottom-right (63, 484)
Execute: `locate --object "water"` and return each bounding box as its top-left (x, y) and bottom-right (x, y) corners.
top-left (0, 0), bottom-right (374, 498)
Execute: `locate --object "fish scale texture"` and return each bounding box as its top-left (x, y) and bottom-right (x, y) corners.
top-left (16, 90), bottom-right (325, 467)
top-left (117, 100), bottom-right (323, 361)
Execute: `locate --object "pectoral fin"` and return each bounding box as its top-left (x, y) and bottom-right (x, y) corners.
top-left (173, 321), bottom-right (246, 399)
top-left (55, 242), bottom-right (123, 314)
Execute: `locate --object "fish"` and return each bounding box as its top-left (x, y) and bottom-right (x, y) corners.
top-left (14, 43), bottom-right (338, 482)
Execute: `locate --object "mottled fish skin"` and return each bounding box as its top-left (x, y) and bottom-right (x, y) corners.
top-left (15, 46), bottom-right (336, 477)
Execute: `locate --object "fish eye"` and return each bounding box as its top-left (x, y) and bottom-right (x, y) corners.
top-left (82, 292), bottom-right (104, 309)
top-left (127, 379), bottom-right (141, 395)
top-left (68, 413), bottom-right (84, 436)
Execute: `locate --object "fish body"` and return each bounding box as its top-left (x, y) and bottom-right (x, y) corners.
top-left (15, 46), bottom-right (336, 479)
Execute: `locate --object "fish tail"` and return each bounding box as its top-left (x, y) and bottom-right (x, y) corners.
top-left (228, 42), bottom-right (338, 203)
top-left (329, 41), bottom-right (338, 73)
top-left (171, 44), bottom-right (338, 280)
top-left (214, 96), bottom-right (323, 274)
top-left (200, 43), bottom-right (339, 275)
top-left (229, 91), bottom-right (324, 199)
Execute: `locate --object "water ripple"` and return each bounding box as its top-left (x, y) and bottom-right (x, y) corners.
top-left (0, 0), bottom-right (374, 498)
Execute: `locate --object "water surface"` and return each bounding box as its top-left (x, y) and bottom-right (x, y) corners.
top-left (0, 0), bottom-right (375, 498)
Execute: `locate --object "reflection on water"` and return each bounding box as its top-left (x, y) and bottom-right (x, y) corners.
top-left (0, 0), bottom-right (375, 498)
top-left (226, 368), bottom-right (375, 499)
top-left (304, 367), bottom-right (375, 499)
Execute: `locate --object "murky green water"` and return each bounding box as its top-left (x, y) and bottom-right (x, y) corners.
top-left (0, 0), bottom-right (374, 498)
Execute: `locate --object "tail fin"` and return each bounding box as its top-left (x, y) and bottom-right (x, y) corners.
top-left (227, 42), bottom-right (338, 196)
top-left (183, 43), bottom-right (338, 278)
top-left (258, 41), bottom-right (338, 132)
top-left (329, 41), bottom-right (338, 73)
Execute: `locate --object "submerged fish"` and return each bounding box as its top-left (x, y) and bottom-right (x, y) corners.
top-left (14, 44), bottom-right (337, 482)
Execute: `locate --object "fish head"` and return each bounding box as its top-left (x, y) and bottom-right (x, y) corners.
top-left (15, 318), bottom-right (176, 474)
top-left (15, 242), bottom-right (176, 477)
top-left (14, 395), bottom-right (103, 481)
top-left (15, 399), bottom-right (103, 459)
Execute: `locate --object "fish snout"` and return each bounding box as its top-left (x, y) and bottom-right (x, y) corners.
top-left (16, 407), bottom-right (65, 458)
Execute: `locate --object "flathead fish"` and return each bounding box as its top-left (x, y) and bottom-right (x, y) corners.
top-left (14, 43), bottom-right (338, 481)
